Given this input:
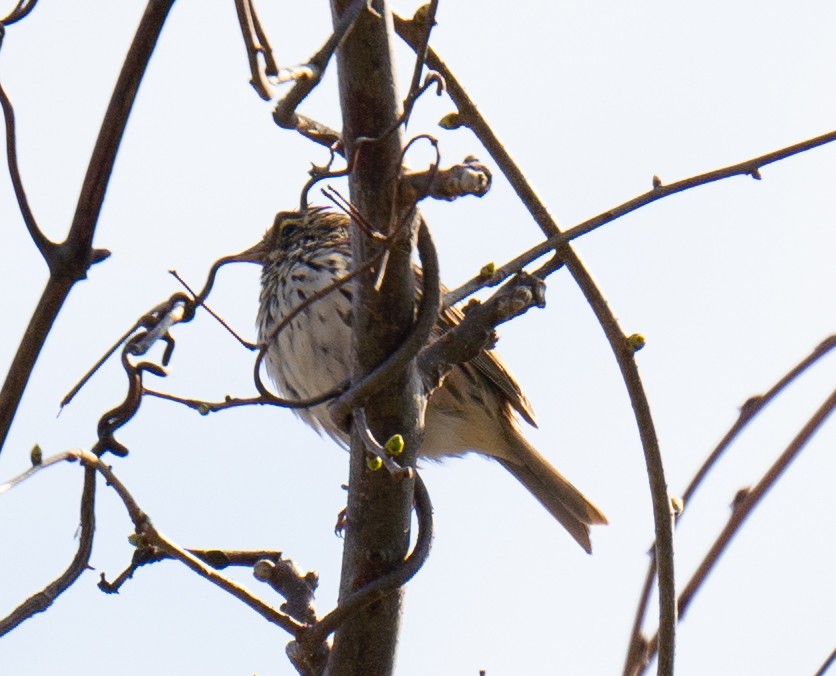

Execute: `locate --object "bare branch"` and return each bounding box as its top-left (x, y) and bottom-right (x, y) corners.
top-left (622, 335), bottom-right (836, 676)
top-left (99, 545), bottom-right (292, 595)
top-left (0, 80), bottom-right (55, 259)
top-left (144, 389), bottom-right (276, 414)
top-left (0, 0), bottom-right (175, 458)
top-left (401, 0), bottom-right (439, 126)
top-left (327, 2), bottom-right (422, 672)
top-left (66, 0), bottom-right (175, 269)
top-left (641, 386), bottom-right (836, 671)
top-left (565, 129), bottom-right (836, 247)
top-left (443, 127), bottom-right (836, 312)
top-left (273, 0), bottom-right (369, 136)
top-left (59, 449), bottom-right (305, 635)
top-left (0, 465), bottom-right (95, 637)
top-left (0, 0), bottom-right (39, 26)
top-left (418, 272), bottom-right (545, 393)
top-left (394, 15), bottom-right (676, 673)
top-left (254, 556), bottom-right (319, 625)
top-left (400, 155), bottom-right (491, 204)
top-left (814, 647), bottom-right (836, 676)
top-left (234, 0), bottom-right (279, 100)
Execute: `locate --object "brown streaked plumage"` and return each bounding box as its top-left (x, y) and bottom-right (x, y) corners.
top-left (235, 207), bottom-right (607, 552)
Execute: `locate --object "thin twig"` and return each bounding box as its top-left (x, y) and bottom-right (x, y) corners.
top-left (169, 269), bottom-right (256, 349)
top-left (0, 80), bottom-right (54, 258)
top-left (0, 0), bottom-right (39, 26)
top-left (273, 0), bottom-right (368, 130)
top-left (63, 449), bottom-right (303, 635)
top-left (642, 387), bottom-right (836, 670)
top-left (144, 388), bottom-right (303, 414)
top-left (813, 647), bottom-right (836, 676)
top-left (59, 323), bottom-right (140, 409)
top-left (353, 407), bottom-right (413, 478)
top-left (234, 0), bottom-right (278, 100)
top-left (622, 335), bottom-right (836, 675)
top-left (0, 465), bottom-right (95, 636)
top-left (401, 0), bottom-right (439, 127)
top-left (444, 130), bottom-right (836, 307)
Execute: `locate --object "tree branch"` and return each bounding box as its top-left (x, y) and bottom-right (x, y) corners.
top-left (0, 466), bottom-right (96, 636)
top-left (0, 0), bottom-right (175, 457)
top-left (641, 386), bottom-right (836, 671)
top-left (328, 2), bottom-right (422, 674)
top-left (623, 335), bottom-right (836, 675)
top-left (0, 80), bottom-right (55, 258)
top-left (234, 0), bottom-right (278, 100)
top-left (395, 14), bottom-right (676, 673)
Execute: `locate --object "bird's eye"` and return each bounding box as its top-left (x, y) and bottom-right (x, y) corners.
top-left (280, 221), bottom-right (299, 241)
top-left (273, 212), bottom-right (302, 245)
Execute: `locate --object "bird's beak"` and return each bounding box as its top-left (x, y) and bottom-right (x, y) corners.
top-left (225, 240), bottom-right (266, 265)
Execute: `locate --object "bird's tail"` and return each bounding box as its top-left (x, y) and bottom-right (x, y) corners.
top-left (498, 436), bottom-right (607, 553)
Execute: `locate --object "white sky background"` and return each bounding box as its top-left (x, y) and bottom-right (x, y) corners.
top-left (1, 1), bottom-right (834, 674)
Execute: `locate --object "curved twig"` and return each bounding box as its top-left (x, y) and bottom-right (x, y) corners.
top-left (1, 0), bottom-right (39, 26)
top-left (0, 464), bottom-right (95, 637)
top-left (297, 471), bottom-right (433, 650)
top-left (327, 217), bottom-right (440, 427)
top-left (0, 80), bottom-right (54, 258)
top-left (394, 15), bottom-right (676, 673)
top-left (301, 162), bottom-right (350, 210)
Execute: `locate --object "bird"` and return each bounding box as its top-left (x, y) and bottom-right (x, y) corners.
top-left (233, 207), bottom-right (607, 552)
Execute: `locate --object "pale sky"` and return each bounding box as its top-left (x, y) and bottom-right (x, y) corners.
top-left (1, 2), bottom-right (834, 675)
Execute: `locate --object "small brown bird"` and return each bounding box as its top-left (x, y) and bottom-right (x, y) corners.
top-left (236, 207), bottom-right (607, 552)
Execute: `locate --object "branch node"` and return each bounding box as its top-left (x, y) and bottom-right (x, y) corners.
top-left (400, 156), bottom-right (492, 203)
top-left (253, 556), bottom-right (319, 625)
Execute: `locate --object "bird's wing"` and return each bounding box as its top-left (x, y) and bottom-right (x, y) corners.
top-left (437, 300), bottom-right (538, 428)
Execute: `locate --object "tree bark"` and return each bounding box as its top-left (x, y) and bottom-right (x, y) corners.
top-left (327, 2), bottom-right (421, 675)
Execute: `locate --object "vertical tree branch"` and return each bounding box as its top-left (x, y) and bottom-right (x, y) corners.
top-left (328, 2), bottom-right (420, 675)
